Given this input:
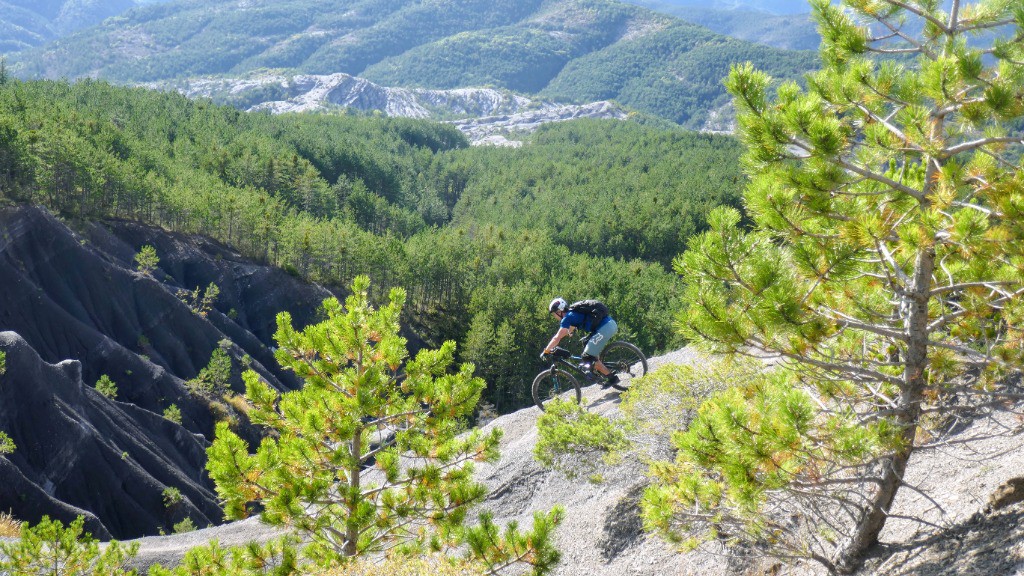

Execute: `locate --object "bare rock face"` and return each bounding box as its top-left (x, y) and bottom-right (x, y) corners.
top-left (0, 206), bottom-right (333, 538)
top-left (0, 331), bottom-right (216, 539)
top-left (159, 73), bottom-right (629, 144)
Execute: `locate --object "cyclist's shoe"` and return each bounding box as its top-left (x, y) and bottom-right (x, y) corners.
top-left (603, 374), bottom-right (620, 387)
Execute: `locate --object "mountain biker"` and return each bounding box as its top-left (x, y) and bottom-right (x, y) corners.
top-left (543, 297), bottom-right (619, 386)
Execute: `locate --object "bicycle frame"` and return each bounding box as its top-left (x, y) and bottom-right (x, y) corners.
top-left (543, 347), bottom-right (601, 383)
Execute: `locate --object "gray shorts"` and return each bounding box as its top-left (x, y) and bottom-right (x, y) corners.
top-left (584, 318), bottom-right (618, 358)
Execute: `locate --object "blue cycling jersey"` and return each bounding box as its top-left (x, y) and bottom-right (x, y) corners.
top-left (560, 310), bottom-right (611, 333)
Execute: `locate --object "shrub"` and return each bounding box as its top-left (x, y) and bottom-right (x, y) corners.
top-left (222, 393), bottom-right (250, 416)
top-left (95, 374), bottom-right (118, 400)
top-left (172, 518), bottom-right (196, 534)
top-left (0, 512), bottom-right (19, 538)
top-left (317, 553), bottom-right (487, 576)
top-left (134, 245), bottom-right (159, 275)
top-left (176, 283), bottom-right (220, 317)
top-left (148, 537), bottom-right (300, 576)
top-left (163, 404), bottom-right (182, 424)
top-left (162, 487), bottom-right (183, 508)
top-left (0, 516), bottom-right (138, 575)
top-left (187, 344), bottom-right (233, 398)
top-left (0, 431), bottom-right (14, 455)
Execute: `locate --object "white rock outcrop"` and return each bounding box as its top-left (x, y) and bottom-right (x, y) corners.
top-left (159, 73), bottom-right (629, 145)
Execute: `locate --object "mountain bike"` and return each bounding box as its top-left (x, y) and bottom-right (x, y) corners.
top-left (533, 339), bottom-right (648, 411)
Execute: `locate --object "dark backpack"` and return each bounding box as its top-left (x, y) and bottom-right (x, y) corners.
top-left (568, 299), bottom-right (609, 330)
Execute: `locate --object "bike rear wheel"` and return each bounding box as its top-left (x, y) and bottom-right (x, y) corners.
top-left (532, 368), bottom-right (582, 411)
top-left (600, 341), bottom-right (647, 391)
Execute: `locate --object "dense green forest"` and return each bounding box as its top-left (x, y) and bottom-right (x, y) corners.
top-left (9, 0), bottom-right (817, 128)
top-left (0, 77), bottom-right (745, 412)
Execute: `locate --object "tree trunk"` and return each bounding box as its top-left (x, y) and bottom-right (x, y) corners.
top-left (834, 428), bottom-right (916, 572)
top-left (835, 244), bottom-right (935, 572)
top-left (345, 425), bottom-right (362, 557)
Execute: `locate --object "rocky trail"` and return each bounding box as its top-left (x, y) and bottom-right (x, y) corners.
top-left (124, 347), bottom-right (1024, 575)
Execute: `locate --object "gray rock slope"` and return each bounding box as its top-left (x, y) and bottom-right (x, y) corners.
top-left (0, 330), bottom-right (216, 540)
top-left (126, 346), bottom-right (1024, 575)
top-left (0, 206), bottom-right (333, 538)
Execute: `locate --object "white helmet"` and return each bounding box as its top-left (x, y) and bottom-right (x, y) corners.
top-left (548, 297), bottom-right (567, 313)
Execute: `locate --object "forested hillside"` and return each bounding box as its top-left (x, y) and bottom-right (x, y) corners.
top-left (0, 77), bottom-right (745, 412)
top-left (8, 0), bottom-right (818, 129)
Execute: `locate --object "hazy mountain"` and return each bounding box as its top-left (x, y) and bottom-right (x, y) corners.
top-left (621, 0), bottom-right (812, 15)
top-left (622, 0), bottom-right (819, 50)
top-left (9, 0), bottom-right (817, 129)
top-left (0, 0), bottom-right (169, 53)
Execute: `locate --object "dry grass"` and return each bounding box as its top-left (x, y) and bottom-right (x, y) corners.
top-left (223, 392), bottom-right (252, 416)
top-left (315, 554), bottom-right (488, 576)
top-left (0, 511), bottom-right (22, 537)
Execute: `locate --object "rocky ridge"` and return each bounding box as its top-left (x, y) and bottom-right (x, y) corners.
top-left (0, 206), bottom-right (333, 538)
top-left (124, 347), bottom-right (1024, 575)
top-left (157, 73), bottom-right (631, 145)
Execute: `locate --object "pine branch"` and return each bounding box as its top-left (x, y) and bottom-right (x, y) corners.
top-left (818, 306), bottom-right (908, 341)
top-left (926, 340), bottom-right (1022, 372)
top-left (960, 18), bottom-right (1017, 33)
top-left (942, 136), bottom-right (1024, 158)
top-left (869, 15), bottom-right (938, 59)
top-left (752, 337), bottom-right (905, 386)
top-left (364, 407), bottom-right (431, 430)
top-left (879, 0), bottom-right (950, 33)
top-left (927, 286), bottom-right (1024, 331)
top-left (867, 46), bottom-right (929, 54)
top-left (882, 511), bottom-right (947, 531)
top-left (876, 241), bottom-right (913, 290)
top-left (933, 96), bottom-right (989, 120)
top-left (950, 201), bottom-right (1000, 217)
top-left (787, 135), bottom-right (927, 201)
top-left (929, 280), bottom-right (1017, 298)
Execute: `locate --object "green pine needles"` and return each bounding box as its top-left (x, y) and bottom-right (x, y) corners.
top-left (206, 276), bottom-right (559, 572)
top-left (666, 0), bottom-right (1024, 572)
top-left (0, 516), bottom-right (139, 576)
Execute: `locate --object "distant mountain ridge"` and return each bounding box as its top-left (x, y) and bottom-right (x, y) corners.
top-left (622, 0), bottom-right (819, 50)
top-left (622, 0), bottom-right (812, 15)
top-left (9, 0), bottom-right (818, 128)
top-left (0, 0), bottom-right (165, 52)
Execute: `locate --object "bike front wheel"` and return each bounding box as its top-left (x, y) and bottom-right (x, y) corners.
top-left (600, 341), bottom-right (648, 391)
top-left (532, 368), bottom-right (582, 411)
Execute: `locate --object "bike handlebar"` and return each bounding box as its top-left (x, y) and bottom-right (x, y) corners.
top-left (540, 347), bottom-right (571, 361)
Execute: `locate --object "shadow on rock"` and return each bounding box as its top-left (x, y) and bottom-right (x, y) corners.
top-left (863, 507), bottom-right (1024, 576)
top-left (599, 483), bottom-right (646, 561)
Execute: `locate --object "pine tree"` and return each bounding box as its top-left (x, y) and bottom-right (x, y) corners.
top-left (205, 276), bottom-right (559, 570)
top-left (668, 0), bottom-right (1024, 571)
top-left (0, 516), bottom-right (139, 576)
top-left (133, 245), bottom-right (160, 276)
